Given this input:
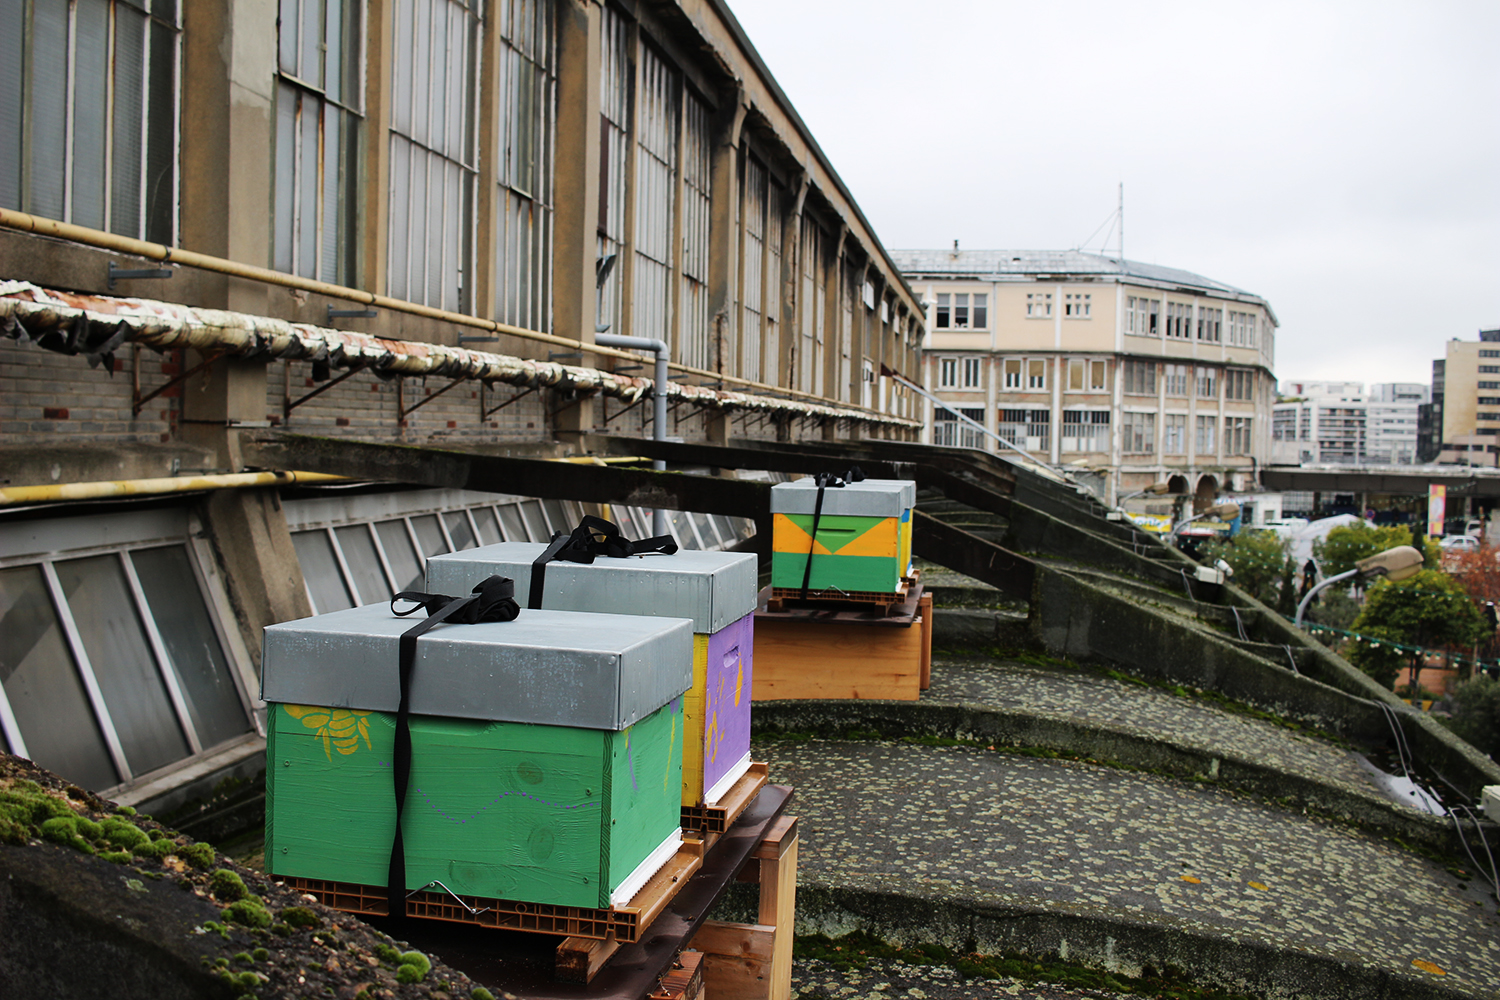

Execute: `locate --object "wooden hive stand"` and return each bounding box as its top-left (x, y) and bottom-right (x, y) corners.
top-left (685, 814), bottom-right (799, 1000)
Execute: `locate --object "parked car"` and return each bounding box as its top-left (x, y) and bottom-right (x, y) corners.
top-left (1440, 535), bottom-right (1481, 553)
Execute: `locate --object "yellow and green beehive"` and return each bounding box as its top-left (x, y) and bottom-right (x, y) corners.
top-left (770, 477), bottom-right (916, 594)
top-left (261, 604), bottom-right (693, 910)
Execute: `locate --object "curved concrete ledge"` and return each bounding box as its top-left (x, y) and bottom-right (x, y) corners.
top-left (766, 882), bottom-right (1488, 1000)
top-left (751, 699), bottom-right (1485, 855)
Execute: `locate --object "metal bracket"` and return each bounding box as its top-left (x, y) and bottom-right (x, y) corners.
top-left (327, 305), bottom-right (378, 322)
top-left (284, 364), bottom-right (366, 422)
top-left (109, 261), bottom-right (173, 290)
top-left (458, 334), bottom-right (499, 345)
top-left (132, 351), bottom-right (220, 416)
top-left (482, 384), bottom-right (538, 419)
top-left (603, 396), bottom-right (645, 425)
top-left (399, 375), bottom-right (467, 418)
top-left (548, 351), bottom-right (583, 363)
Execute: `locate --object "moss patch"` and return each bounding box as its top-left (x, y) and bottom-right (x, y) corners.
top-left (794, 930), bottom-right (1257, 1000)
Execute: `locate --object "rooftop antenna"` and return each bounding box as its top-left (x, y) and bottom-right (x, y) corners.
top-left (1118, 182), bottom-right (1125, 271)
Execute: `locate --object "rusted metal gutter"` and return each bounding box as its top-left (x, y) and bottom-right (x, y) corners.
top-left (0, 280), bottom-right (918, 428)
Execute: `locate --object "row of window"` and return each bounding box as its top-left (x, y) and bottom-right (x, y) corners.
top-left (0, 487), bottom-right (757, 796)
top-left (932, 290), bottom-right (1264, 345)
top-left (934, 408), bottom-right (1254, 457)
top-left (937, 356), bottom-right (1259, 400)
top-left (2, 0), bottom-right (916, 401)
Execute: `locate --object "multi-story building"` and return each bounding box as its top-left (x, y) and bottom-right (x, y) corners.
top-left (0, 0), bottom-right (926, 811)
top-left (894, 248), bottom-right (1277, 505)
top-left (1366, 382), bottom-right (1428, 465)
top-left (1272, 381), bottom-right (1367, 465)
top-left (1420, 329), bottom-right (1500, 466)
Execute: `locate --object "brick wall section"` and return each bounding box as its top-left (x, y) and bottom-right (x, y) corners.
top-left (0, 341), bottom-right (179, 445)
top-left (265, 360), bottom-right (551, 445)
top-left (3, 339), bottom-right (840, 451)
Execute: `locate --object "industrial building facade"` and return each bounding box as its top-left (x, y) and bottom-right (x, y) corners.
top-left (0, 0), bottom-right (925, 809)
top-left (896, 249), bottom-right (1277, 505)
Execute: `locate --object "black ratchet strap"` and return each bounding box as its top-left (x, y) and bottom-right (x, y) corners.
top-left (384, 575), bottom-right (519, 916)
top-left (799, 466), bottom-right (866, 602)
top-left (527, 514), bottom-right (678, 610)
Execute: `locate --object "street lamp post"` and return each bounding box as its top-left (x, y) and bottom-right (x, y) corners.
top-left (1293, 545), bottom-right (1425, 628)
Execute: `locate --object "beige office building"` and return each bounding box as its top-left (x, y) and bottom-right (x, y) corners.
top-left (895, 249), bottom-right (1277, 505)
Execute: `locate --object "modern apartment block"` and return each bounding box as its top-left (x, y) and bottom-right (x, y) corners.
top-left (1271, 381), bottom-right (1427, 466)
top-left (0, 0), bottom-right (926, 810)
top-left (895, 248), bottom-right (1277, 504)
top-left (1416, 329), bottom-right (1500, 465)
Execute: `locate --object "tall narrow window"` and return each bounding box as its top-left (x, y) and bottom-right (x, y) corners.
top-left (596, 3), bottom-right (629, 338)
top-left (1027, 359), bottom-right (1046, 389)
top-left (798, 216), bottom-right (825, 396)
top-left (952, 293), bottom-right (970, 329)
top-left (962, 357), bottom-right (982, 388)
top-left (0, 0), bottom-right (179, 243)
top-left (938, 357), bottom-right (958, 388)
top-left (680, 90), bottom-right (712, 370)
top-left (741, 155), bottom-right (767, 384)
top-left (634, 45), bottom-right (679, 349)
top-left (493, 0), bottom-right (556, 332)
top-left (1003, 358), bottom-right (1022, 389)
top-left (935, 293), bottom-right (950, 329)
top-left (387, 0), bottom-right (481, 312)
top-left (276, 0), bottom-right (362, 283)
top-left (972, 293), bottom-right (988, 329)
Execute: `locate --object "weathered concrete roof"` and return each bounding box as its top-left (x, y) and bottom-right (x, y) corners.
top-left (891, 248), bottom-right (1273, 311)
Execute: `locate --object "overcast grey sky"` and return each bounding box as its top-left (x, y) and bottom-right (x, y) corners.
top-left (728, 0), bottom-right (1499, 389)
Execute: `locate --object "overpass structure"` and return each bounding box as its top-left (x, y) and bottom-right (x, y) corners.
top-left (1260, 462), bottom-right (1500, 499)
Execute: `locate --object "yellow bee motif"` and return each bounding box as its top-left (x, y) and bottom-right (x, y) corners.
top-left (285, 704), bottom-right (372, 761)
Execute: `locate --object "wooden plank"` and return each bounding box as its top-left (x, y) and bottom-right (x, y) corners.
top-left (758, 834), bottom-right (798, 1000)
top-left (691, 920), bottom-right (775, 961)
top-left (752, 815), bottom-right (798, 861)
top-left (555, 933), bottom-right (620, 984)
top-left (751, 617), bottom-right (922, 701)
top-left (918, 593), bottom-right (933, 691)
top-left (698, 952), bottom-right (771, 1000)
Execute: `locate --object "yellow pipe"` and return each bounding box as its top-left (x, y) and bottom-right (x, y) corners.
top-left (0, 207), bottom-right (901, 418)
top-left (555, 456), bottom-right (652, 465)
top-left (0, 470), bottom-right (349, 506)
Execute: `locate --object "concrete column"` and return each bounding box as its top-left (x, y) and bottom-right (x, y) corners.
top-left (706, 91), bottom-right (747, 379)
top-left (200, 489), bottom-right (313, 672)
top-left (362, 0), bottom-right (394, 297)
top-left (471, 0), bottom-right (505, 321)
top-left (178, 0), bottom-right (277, 468)
top-left (550, 0), bottom-right (604, 438)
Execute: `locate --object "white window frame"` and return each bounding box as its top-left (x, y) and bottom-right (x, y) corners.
top-left (1122, 410), bottom-right (1156, 455)
top-left (1064, 292), bottom-right (1091, 318)
top-left (962, 356), bottom-right (982, 389)
top-left (0, 507), bottom-right (258, 794)
top-left (1026, 292), bottom-right (1053, 318)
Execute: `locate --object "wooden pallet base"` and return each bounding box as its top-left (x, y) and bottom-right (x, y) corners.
top-left (681, 761), bottom-right (769, 834)
top-left (284, 836), bottom-right (704, 944)
top-left (767, 570), bottom-right (920, 617)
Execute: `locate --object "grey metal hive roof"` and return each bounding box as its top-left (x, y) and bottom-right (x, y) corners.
top-left (890, 248), bottom-right (1261, 301)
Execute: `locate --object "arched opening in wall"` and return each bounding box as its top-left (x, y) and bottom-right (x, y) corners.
top-left (1193, 474), bottom-right (1219, 512)
top-left (1166, 474), bottom-right (1190, 495)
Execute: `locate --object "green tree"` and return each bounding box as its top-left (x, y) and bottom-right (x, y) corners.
top-left (1314, 523), bottom-right (1436, 579)
top-left (1200, 529), bottom-right (1290, 607)
top-left (1444, 675), bottom-right (1500, 756)
top-left (1346, 570), bottom-right (1488, 690)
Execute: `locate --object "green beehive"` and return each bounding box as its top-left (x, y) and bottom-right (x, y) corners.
top-left (262, 604), bottom-right (692, 910)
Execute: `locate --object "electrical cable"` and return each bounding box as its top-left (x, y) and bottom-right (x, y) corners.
top-left (1448, 804), bottom-right (1500, 903)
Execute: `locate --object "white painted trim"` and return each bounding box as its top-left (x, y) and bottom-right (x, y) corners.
top-left (610, 828), bottom-right (683, 907)
top-left (704, 751), bottom-right (752, 806)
